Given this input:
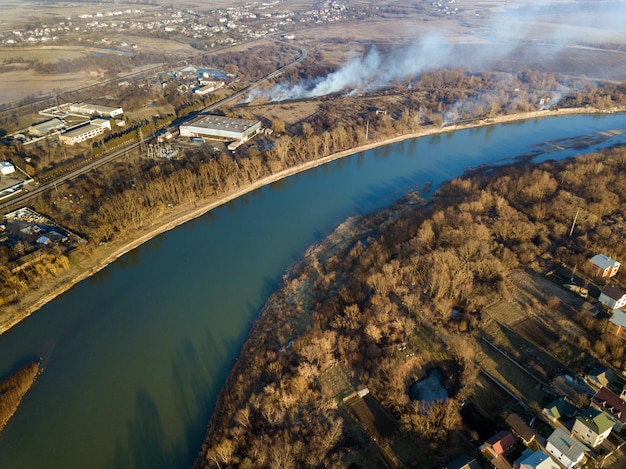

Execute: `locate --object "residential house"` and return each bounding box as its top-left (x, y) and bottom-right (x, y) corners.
top-left (592, 386), bottom-right (626, 431)
top-left (482, 430), bottom-right (515, 458)
top-left (546, 428), bottom-right (587, 468)
top-left (598, 285), bottom-right (626, 311)
top-left (590, 254), bottom-right (621, 278)
top-left (572, 407), bottom-right (614, 448)
top-left (516, 449), bottom-right (560, 469)
top-left (586, 368), bottom-right (615, 389)
top-left (608, 309), bottom-right (626, 339)
top-left (543, 397), bottom-right (577, 422)
top-left (505, 413), bottom-right (536, 445)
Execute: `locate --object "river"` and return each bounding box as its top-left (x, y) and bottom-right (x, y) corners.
top-left (1, 113), bottom-right (626, 468)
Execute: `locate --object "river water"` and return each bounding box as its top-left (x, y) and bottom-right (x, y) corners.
top-left (1, 113), bottom-right (626, 468)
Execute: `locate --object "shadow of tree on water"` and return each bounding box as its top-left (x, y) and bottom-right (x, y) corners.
top-left (105, 389), bottom-right (184, 469)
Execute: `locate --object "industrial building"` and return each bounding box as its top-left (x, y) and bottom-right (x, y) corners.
top-left (59, 122), bottom-right (106, 145)
top-left (0, 161), bottom-right (15, 175)
top-left (195, 80), bottom-right (225, 95)
top-left (28, 118), bottom-right (66, 136)
top-left (68, 103), bottom-right (124, 118)
top-left (179, 115), bottom-right (261, 141)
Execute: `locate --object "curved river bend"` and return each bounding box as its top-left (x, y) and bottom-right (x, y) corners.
top-left (1, 114), bottom-right (626, 469)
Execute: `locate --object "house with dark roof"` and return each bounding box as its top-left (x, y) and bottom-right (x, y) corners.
top-left (546, 428), bottom-right (587, 468)
top-left (505, 413), bottom-right (536, 445)
top-left (592, 386), bottom-right (626, 431)
top-left (543, 397), bottom-right (577, 422)
top-left (586, 367), bottom-right (615, 389)
top-left (572, 407), bottom-right (615, 448)
top-left (599, 285), bottom-right (626, 311)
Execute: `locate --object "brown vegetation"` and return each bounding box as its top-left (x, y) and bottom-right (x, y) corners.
top-left (0, 361), bottom-right (41, 433)
top-left (194, 144), bottom-right (626, 467)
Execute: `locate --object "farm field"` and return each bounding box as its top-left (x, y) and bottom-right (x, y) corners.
top-left (475, 336), bottom-right (555, 408)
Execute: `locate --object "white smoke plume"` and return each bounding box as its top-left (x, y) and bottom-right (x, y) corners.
top-left (249, 36), bottom-right (452, 102)
top-left (248, 1), bottom-right (626, 103)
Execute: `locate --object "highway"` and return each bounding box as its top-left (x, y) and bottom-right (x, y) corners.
top-left (2, 37), bottom-right (307, 213)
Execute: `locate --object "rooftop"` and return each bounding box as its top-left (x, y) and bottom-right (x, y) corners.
top-left (592, 387), bottom-right (626, 423)
top-left (547, 428), bottom-right (587, 462)
top-left (505, 413), bottom-right (536, 443)
top-left (518, 450), bottom-right (560, 469)
top-left (576, 407), bottom-right (615, 435)
top-left (186, 115), bottom-right (260, 132)
top-left (544, 397), bottom-right (576, 420)
top-left (61, 123), bottom-right (102, 138)
top-left (610, 309), bottom-right (626, 328)
top-left (591, 254), bottom-right (621, 269)
top-left (601, 285), bottom-right (626, 301)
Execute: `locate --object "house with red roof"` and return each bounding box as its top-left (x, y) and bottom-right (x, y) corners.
top-left (592, 386), bottom-right (626, 431)
top-left (482, 430), bottom-right (516, 458)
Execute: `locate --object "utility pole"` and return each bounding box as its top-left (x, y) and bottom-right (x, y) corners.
top-left (365, 120), bottom-right (369, 141)
top-left (569, 209), bottom-right (579, 236)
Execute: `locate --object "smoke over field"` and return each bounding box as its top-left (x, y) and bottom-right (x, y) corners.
top-left (249, 1), bottom-right (626, 103)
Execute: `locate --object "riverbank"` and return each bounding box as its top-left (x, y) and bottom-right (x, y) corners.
top-left (0, 105), bottom-right (620, 336)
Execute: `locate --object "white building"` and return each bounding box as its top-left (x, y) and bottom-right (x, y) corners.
top-left (194, 81), bottom-right (224, 96)
top-left (599, 285), bottom-right (626, 311)
top-left (68, 103), bottom-right (123, 118)
top-left (0, 161), bottom-right (15, 175)
top-left (59, 124), bottom-right (105, 145)
top-left (572, 407), bottom-right (615, 448)
top-left (546, 428), bottom-right (587, 468)
top-left (179, 115), bottom-right (261, 141)
top-left (590, 254), bottom-right (621, 278)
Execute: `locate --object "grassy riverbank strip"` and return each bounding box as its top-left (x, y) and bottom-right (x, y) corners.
top-left (0, 105), bottom-right (619, 336)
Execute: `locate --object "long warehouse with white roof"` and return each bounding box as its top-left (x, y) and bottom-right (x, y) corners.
top-left (179, 115), bottom-right (261, 141)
